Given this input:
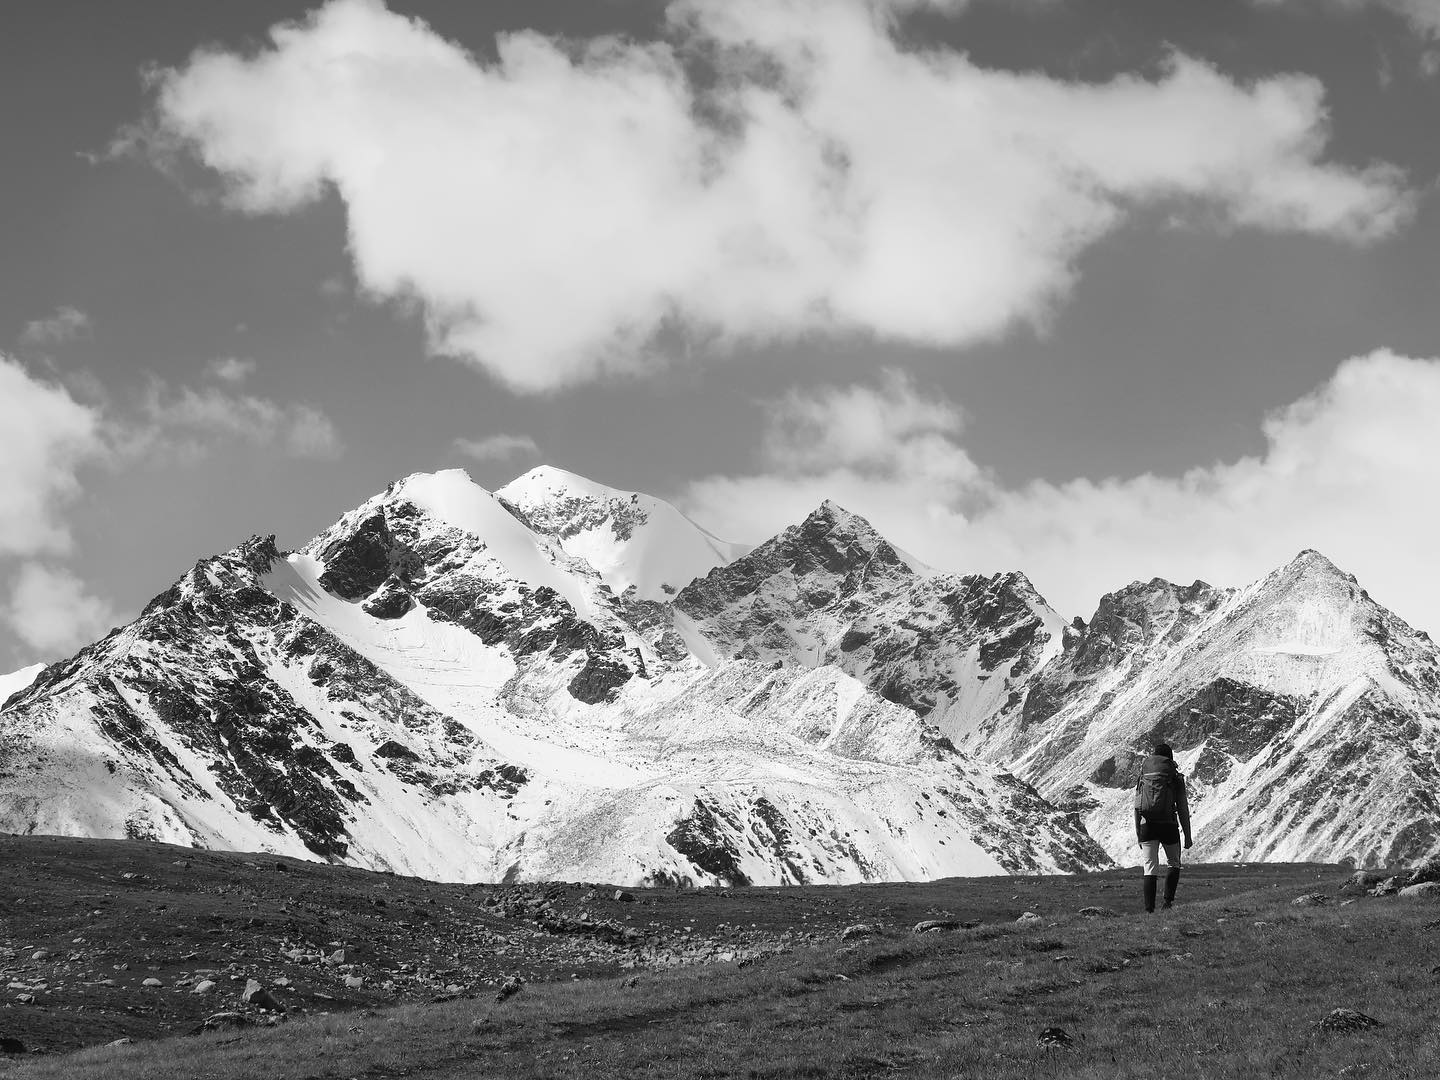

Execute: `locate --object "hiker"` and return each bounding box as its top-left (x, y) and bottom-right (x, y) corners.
top-left (1134, 742), bottom-right (1192, 912)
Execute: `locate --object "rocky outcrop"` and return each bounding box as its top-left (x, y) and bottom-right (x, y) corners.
top-left (675, 502), bottom-right (1066, 742)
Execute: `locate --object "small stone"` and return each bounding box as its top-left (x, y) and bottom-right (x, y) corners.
top-left (325, 948), bottom-right (347, 966)
top-left (1350, 869), bottom-right (1389, 887)
top-left (1399, 882), bottom-right (1440, 899)
top-left (1037, 1026), bottom-right (1076, 1050)
top-left (193, 1012), bottom-right (254, 1034)
top-left (1371, 878), bottom-right (1400, 897)
top-left (613, 890), bottom-right (636, 902)
top-left (1077, 906), bottom-right (1117, 919)
top-left (1319, 1008), bottom-right (1383, 1033)
top-left (839, 923), bottom-right (881, 941)
top-left (344, 975), bottom-right (364, 989)
top-left (241, 979), bottom-right (284, 1011)
top-left (107, 1037), bottom-right (134, 1047)
top-left (495, 975), bottom-right (524, 1003)
top-left (1292, 893), bottom-right (1329, 907)
top-left (1016, 912), bottom-right (1043, 924)
top-left (15, 995), bottom-right (34, 1005)
top-left (192, 980), bottom-right (217, 995)
top-left (30, 950), bottom-right (50, 962)
top-left (142, 978), bottom-right (163, 988)
top-left (912, 919), bottom-right (960, 934)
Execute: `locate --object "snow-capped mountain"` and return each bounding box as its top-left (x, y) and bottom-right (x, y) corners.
top-left (973, 552), bottom-right (1440, 867)
top-left (0, 469), bottom-right (1108, 884)
top-left (4, 465), bottom-right (1435, 876)
top-left (674, 502), bottom-right (1068, 741)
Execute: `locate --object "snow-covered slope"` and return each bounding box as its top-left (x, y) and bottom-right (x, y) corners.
top-left (674, 502), bottom-right (1068, 741)
top-left (0, 469), bottom-right (1109, 883)
top-left (0, 663), bottom-right (44, 708)
top-left (974, 552), bottom-right (1440, 867)
top-left (497, 466), bottom-right (748, 603)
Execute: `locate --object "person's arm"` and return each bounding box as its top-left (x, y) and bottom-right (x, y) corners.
top-left (1177, 775), bottom-right (1192, 848)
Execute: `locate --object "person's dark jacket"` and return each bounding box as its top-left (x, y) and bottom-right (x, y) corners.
top-left (1134, 753), bottom-right (1192, 846)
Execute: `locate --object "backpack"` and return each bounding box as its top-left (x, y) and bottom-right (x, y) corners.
top-left (1135, 764), bottom-right (1176, 818)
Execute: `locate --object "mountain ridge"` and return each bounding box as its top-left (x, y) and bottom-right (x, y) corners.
top-left (2, 465), bottom-right (1436, 876)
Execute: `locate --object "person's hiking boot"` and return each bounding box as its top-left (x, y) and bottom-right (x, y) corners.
top-left (1143, 875), bottom-right (1157, 913)
top-left (1162, 867), bottom-right (1181, 909)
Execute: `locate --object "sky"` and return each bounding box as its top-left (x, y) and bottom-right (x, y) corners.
top-left (3, 0), bottom-right (1440, 667)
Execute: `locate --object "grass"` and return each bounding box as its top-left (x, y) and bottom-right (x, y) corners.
top-left (6, 865), bottom-right (1437, 1079)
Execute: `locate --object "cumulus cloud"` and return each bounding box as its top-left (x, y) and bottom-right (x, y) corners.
top-left (144, 0), bottom-right (1412, 391)
top-left (122, 381), bottom-right (343, 461)
top-left (20, 306), bottom-right (91, 347)
top-left (0, 356), bottom-right (105, 557)
top-left (206, 356), bottom-right (258, 383)
top-left (680, 351), bottom-right (1440, 637)
top-left (452, 433), bottom-right (541, 463)
top-left (2, 563), bottom-right (118, 655)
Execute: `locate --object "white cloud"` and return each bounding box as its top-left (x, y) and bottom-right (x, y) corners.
top-left (145, 0), bottom-right (1412, 392)
top-left (122, 381), bottom-right (343, 461)
top-left (452, 433), bottom-right (541, 462)
top-left (0, 356), bottom-right (105, 557)
top-left (2, 563), bottom-right (117, 655)
top-left (19, 306), bottom-right (91, 347)
top-left (206, 356), bottom-right (258, 383)
top-left (680, 351), bottom-right (1440, 637)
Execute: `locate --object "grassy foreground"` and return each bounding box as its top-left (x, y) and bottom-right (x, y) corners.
top-left (6, 866), bottom-right (1436, 1079)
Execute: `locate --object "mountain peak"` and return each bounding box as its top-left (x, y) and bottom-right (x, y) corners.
top-left (499, 464), bottom-right (623, 506)
top-left (797, 502), bottom-right (932, 576)
top-left (1280, 548), bottom-right (1356, 584)
top-left (496, 465), bottom-right (746, 602)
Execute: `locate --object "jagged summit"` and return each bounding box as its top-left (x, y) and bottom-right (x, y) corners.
top-left (790, 500), bottom-right (934, 576)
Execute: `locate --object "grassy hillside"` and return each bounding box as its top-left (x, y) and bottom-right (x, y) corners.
top-left (1, 838), bottom-right (1434, 1078)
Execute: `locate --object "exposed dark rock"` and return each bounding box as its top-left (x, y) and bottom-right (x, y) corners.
top-left (665, 800), bottom-right (752, 887)
top-left (567, 653), bottom-right (633, 704)
top-left (374, 740), bottom-right (421, 763)
top-left (317, 512), bottom-right (399, 601)
top-left (362, 578), bottom-right (415, 620)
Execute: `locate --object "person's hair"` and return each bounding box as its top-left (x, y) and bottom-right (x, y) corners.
top-left (1153, 742), bottom-right (1174, 759)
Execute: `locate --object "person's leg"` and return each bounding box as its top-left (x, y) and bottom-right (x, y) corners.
top-left (1161, 842), bottom-right (1183, 908)
top-left (1140, 841), bottom-right (1159, 912)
